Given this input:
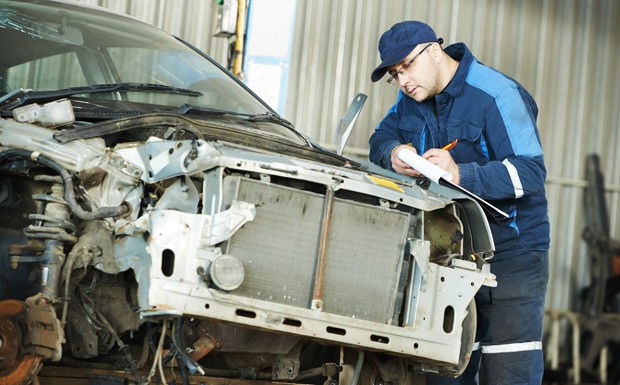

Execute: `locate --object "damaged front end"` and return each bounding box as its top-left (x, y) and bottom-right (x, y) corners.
top-left (1, 111), bottom-right (496, 384)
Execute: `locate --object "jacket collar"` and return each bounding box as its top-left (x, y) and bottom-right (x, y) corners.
top-left (442, 42), bottom-right (474, 98)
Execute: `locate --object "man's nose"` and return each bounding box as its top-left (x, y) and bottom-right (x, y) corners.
top-left (398, 74), bottom-right (409, 87)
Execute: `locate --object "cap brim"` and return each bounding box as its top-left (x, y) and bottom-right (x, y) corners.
top-left (371, 45), bottom-right (415, 82)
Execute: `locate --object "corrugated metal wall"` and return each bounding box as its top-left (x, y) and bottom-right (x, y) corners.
top-left (77, 0), bottom-right (620, 313)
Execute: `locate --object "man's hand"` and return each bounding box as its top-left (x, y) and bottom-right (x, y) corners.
top-left (422, 148), bottom-right (460, 185)
top-left (390, 145), bottom-right (423, 177)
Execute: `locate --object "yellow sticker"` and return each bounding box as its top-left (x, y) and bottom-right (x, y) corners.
top-left (367, 175), bottom-right (405, 193)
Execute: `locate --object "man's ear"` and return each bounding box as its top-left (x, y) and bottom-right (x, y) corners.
top-left (430, 43), bottom-right (443, 63)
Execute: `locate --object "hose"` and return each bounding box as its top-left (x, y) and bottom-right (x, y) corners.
top-left (350, 350), bottom-right (365, 385)
top-left (0, 148), bottom-right (129, 220)
top-left (172, 317), bottom-right (205, 376)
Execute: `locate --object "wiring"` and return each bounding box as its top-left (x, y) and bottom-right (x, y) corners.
top-left (147, 320), bottom-right (168, 385)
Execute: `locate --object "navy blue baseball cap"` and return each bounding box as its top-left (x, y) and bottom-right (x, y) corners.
top-left (371, 21), bottom-right (440, 82)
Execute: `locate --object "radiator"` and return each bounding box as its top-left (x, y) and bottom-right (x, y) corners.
top-left (225, 177), bottom-right (411, 324)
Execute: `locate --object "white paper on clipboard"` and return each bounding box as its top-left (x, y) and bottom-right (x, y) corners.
top-left (397, 148), bottom-right (509, 219)
top-left (397, 149), bottom-right (452, 183)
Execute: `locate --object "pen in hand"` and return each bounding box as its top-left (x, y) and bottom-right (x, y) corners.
top-left (442, 139), bottom-right (458, 151)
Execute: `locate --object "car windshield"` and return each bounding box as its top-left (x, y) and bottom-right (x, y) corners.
top-left (0, 0), bottom-right (305, 144)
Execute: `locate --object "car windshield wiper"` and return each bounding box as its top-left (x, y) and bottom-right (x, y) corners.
top-left (0, 83), bottom-right (203, 110)
top-left (179, 105), bottom-right (297, 132)
top-left (247, 111), bottom-right (313, 145)
top-left (248, 111), bottom-right (295, 130)
top-left (178, 105), bottom-right (309, 146)
top-left (176, 104), bottom-right (235, 116)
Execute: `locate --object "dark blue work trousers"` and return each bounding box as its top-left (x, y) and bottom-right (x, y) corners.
top-left (427, 249), bottom-right (549, 385)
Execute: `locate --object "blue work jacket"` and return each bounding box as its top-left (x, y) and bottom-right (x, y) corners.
top-left (369, 43), bottom-right (549, 253)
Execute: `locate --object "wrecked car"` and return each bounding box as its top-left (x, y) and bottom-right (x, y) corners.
top-left (0, 1), bottom-right (496, 384)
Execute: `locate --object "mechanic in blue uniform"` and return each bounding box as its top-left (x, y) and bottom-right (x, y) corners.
top-left (369, 21), bottom-right (550, 384)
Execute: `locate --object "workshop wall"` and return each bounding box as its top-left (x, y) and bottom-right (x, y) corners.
top-left (76, 0), bottom-right (620, 314)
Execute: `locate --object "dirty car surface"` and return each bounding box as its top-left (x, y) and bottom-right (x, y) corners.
top-left (0, 1), bottom-right (497, 384)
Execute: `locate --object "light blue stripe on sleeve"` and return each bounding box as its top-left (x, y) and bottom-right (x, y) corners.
top-left (496, 90), bottom-right (543, 157)
top-left (466, 61), bottom-right (543, 157)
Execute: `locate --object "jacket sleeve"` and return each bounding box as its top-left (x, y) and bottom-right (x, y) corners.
top-left (369, 92), bottom-right (405, 170)
top-left (458, 87), bottom-right (546, 200)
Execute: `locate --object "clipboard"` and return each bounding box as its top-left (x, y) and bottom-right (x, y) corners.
top-left (397, 149), bottom-right (509, 219)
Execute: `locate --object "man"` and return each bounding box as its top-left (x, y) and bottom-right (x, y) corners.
top-left (369, 21), bottom-right (550, 384)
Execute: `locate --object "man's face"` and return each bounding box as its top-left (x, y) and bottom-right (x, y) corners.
top-left (387, 43), bottom-right (439, 102)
